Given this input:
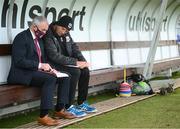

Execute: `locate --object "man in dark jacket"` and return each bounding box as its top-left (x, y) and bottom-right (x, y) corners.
top-left (44, 16), bottom-right (97, 117)
top-left (8, 16), bottom-right (75, 126)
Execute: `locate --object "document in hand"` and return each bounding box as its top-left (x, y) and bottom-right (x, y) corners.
top-left (53, 70), bottom-right (69, 78)
top-left (65, 65), bottom-right (79, 68)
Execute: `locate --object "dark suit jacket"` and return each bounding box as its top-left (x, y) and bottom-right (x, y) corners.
top-left (7, 29), bottom-right (46, 85)
top-left (43, 24), bottom-right (86, 68)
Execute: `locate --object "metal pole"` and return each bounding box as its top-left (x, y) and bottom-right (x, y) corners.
top-left (143, 0), bottom-right (168, 79)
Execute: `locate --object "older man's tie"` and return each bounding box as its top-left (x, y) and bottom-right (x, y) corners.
top-left (34, 38), bottom-right (42, 63)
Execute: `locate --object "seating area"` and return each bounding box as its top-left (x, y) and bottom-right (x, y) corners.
top-left (0, 67), bottom-right (134, 117)
top-left (1, 57), bottom-right (180, 117)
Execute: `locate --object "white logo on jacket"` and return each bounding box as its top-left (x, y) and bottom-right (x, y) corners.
top-left (66, 36), bottom-right (70, 42)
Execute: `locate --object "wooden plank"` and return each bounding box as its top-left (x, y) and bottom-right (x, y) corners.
top-left (0, 85), bottom-right (40, 108)
top-left (112, 40), bottom-right (177, 49)
top-left (135, 57), bottom-right (180, 74)
top-left (153, 58), bottom-right (180, 73)
top-left (18, 95), bottom-right (156, 128)
top-left (0, 42), bottom-right (110, 55)
top-left (0, 44), bottom-right (12, 56)
top-left (89, 68), bottom-right (133, 86)
top-left (0, 40), bottom-right (177, 56)
top-left (78, 42), bottom-right (110, 51)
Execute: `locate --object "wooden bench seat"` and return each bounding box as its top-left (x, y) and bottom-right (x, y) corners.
top-left (0, 85), bottom-right (40, 108)
top-left (0, 67), bottom-right (133, 108)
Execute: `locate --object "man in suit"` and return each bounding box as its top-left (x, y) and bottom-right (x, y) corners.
top-left (43, 16), bottom-right (97, 118)
top-left (8, 16), bottom-right (75, 126)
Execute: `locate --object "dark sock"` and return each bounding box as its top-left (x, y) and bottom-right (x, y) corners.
top-left (40, 109), bottom-right (49, 118)
top-left (77, 101), bottom-right (84, 105)
top-left (55, 103), bottom-right (64, 112)
top-left (65, 104), bottom-right (71, 109)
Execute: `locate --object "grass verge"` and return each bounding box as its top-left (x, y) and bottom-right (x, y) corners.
top-left (66, 88), bottom-right (180, 128)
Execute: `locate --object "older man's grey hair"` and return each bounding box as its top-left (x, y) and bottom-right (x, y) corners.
top-left (31, 16), bottom-right (48, 26)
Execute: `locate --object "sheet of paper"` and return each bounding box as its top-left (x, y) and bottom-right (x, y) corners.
top-left (65, 65), bottom-right (79, 68)
top-left (53, 71), bottom-right (69, 78)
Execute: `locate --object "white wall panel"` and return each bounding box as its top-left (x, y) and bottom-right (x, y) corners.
top-left (113, 49), bottom-right (129, 66)
top-left (68, 0), bottom-right (96, 42)
top-left (81, 51), bottom-right (91, 63)
top-left (89, 0), bottom-right (115, 41)
top-left (168, 7), bottom-right (180, 40)
top-left (139, 0), bottom-right (160, 41)
top-left (0, 29), bottom-right (8, 43)
top-left (149, 5), bottom-right (160, 40)
top-left (140, 47), bottom-right (149, 62)
top-left (81, 51), bottom-right (92, 69)
top-left (0, 56), bottom-right (11, 84)
top-left (90, 50), bottom-right (110, 70)
top-left (111, 0), bottom-right (135, 41)
top-left (155, 47), bottom-right (162, 60)
top-left (162, 46), bottom-right (170, 59)
top-left (170, 45), bottom-right (179, 57)
top-left (46, 0), bottom-right (73, 21)
top-left (0, 0), bottom-right (179, 43)
top-left (161, 0), bottom-right (176, 40)
top-left (126, 0), bottom-right (148, 41)
top-left (128, 48), bottom-right (141, 64)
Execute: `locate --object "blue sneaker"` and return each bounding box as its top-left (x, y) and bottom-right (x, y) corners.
top-left (78, 101), bottom-right (97, 113)
top-left (67, 105), bottom-right (87, 118)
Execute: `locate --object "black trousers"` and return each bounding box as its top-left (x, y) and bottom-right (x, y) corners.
top-left (30, 71), bottom-right (70, 110)
top-left (57, 66), bottom-right (90, 105)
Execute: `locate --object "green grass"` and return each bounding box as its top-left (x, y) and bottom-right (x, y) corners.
top-left (0, 91), bottom-right (116, 128)
top-left (66, 88), bottom-right (180, 128)
top-left (172, 71), bottom-right (180, 79)
top-left (0, 110), bottom-right (40, 128)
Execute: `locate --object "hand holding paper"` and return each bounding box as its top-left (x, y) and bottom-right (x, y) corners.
top-left (40, 68), bottom-right (69, 78)
top-left (51, 69), bottom-right (69, 78)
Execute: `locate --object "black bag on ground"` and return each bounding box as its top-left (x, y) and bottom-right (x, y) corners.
top-left (127, 74), bottom-right (154, 95)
